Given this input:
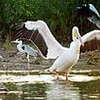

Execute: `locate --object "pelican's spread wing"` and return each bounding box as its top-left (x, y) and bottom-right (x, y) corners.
top-left (82, 30), bottom-right (100, 43)
top-left (81, 30), bottom-right (100, 52)
top-left (15, 20), bottom-right (67, 59)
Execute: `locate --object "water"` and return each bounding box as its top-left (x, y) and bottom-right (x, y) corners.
top-left (0, 71), bottom-right (100, 100)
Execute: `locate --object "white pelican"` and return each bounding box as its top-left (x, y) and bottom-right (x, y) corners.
top-left (77, 4), bottom-right (100, 28)
top-left (15, 20), bottom-right (100, 80)
top-left (12, 39), bottom-right (38, 62)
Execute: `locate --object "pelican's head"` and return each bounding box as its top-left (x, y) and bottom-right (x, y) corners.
top-left (72, 26), bottom-right (84, 46)
top-left (11, 39), bottom-right (22, 44)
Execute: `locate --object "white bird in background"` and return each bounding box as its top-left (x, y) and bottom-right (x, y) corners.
top-left (12, 39), bottom-right (38, 63)
top-left (77, 4), bottom-right (100, 28)
top-left (15, 20), bottom-right (100, 80)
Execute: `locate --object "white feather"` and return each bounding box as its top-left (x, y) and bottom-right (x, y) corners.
top-left (82, 30), bottom-right (100, 43)
top-left (25, 20), bottom-right (68, 59)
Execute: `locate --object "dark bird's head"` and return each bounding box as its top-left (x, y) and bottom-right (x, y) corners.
top-left (11, 38), bottom-right (31, 45)
top-left (77, 4), bottom-right (90, 17)
top-left (77, 4), bottom-right (99, 18)
top-left (11, 39), bottom-right (23, 44)
top-left (77, 4), bottom-right (100, 28)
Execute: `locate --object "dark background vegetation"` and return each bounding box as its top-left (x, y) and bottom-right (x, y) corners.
top-left (0, 0), bottom-right (100, 50)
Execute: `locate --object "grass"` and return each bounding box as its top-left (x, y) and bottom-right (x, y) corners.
top-left (2, 35), bottom-right (15, 51)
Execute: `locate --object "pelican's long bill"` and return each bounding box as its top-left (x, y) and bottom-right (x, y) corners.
top-left (72, 26), bottom-right (84, 47)
top-left (78, 33), bottom-right (84, 47)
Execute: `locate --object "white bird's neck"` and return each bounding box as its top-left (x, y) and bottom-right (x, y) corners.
top-left (70, 40), bottom-right (81, 54)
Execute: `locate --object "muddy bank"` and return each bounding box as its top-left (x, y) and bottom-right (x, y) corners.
top-left (0, 50), bottom-right (100, 71)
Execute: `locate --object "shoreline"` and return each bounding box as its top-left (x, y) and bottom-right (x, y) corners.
top-left (0, 50), bottom-right (100, 71)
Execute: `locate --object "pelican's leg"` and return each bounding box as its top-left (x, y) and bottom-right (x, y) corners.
top-left (52, 70), bottom-right (59, 80)
top-left (65, 71), bottom-right (69, 81)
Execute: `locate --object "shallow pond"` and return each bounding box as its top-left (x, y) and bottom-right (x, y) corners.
top-left (0, 70), bottom-right (100, 100)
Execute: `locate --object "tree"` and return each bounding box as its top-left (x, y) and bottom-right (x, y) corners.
top-left (0, 0), bottom-right (99, 46)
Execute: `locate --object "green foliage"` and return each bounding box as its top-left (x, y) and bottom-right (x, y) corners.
top-left (0, 0), bottom-right (100, 48)
top-left (3, 34), bottom-right (13, 50)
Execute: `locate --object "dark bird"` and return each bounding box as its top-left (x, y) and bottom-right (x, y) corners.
top-left (12, 39), bottom-right (39, 62)
top-left (77, 4), bottom-right (100, 28)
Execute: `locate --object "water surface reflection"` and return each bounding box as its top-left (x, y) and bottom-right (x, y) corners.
top-left (0, 74), bottom-right (100, 100)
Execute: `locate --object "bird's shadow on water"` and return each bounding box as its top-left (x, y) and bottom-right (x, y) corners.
top-left (46, 74), bottom-right (100, 99)
top-left (45, 77), bottom-right (81, 100)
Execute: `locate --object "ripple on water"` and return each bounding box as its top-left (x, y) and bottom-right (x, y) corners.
top-left (0, 73), bottom-right (99, 83)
